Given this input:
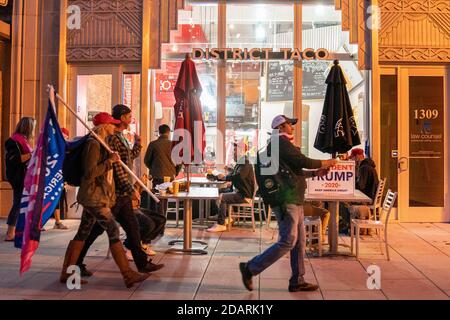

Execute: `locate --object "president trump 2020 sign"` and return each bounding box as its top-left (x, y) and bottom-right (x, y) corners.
top-left (307, 161), bottom-right (355, 195)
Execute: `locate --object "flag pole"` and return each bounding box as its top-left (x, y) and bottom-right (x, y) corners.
top-left (47, 85), bottom-right (160, 203)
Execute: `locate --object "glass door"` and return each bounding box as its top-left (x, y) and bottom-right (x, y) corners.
top-left (69, 66), bottom-right (119, 137)
top-left (66, 65), bottom-right (141, 218)
top-left (397, 68), bottom-right (448, 222)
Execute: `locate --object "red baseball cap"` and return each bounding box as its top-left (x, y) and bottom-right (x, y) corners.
top-left (61, 128), bottom-right (69, 138)
top-left (92, 112), bottom-right (121, 126)
top-left (350, 148), bottom-right (364, 158)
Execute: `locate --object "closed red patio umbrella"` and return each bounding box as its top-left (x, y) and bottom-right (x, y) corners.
top-left (169, 55), bottom-right (208, 255)
top-left (172, 54), bottom-right (206, 190)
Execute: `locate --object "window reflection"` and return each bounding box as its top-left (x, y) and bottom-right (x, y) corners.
top-left (225, 3), bottom-right (294, 165)
top-left (302, 4), bottom-right (366, 159)
top-left (155, 2), bottom-right (218, 165)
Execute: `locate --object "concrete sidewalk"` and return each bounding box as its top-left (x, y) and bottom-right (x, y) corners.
top-left (0, 218), bottom-right (449, 300)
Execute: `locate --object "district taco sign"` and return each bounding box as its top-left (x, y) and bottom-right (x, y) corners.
top-left (192, 48), bottom-right (329, 61)
top-left (307, 161), bottom-right (355, 195)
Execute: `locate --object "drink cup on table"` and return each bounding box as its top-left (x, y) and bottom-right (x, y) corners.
top-left (172, 181), bottom-right (180, 195)
top-left (164, 176), bottom-right (171, 183)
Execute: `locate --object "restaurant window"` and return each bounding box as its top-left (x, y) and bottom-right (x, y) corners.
top-left (76, 74), bottom-right (113, 137)
top-left (123, 73), bottom-right (142, 174)
top-left (155, 2), bottom-right (218, 165)
top-left (225, 3), bottom-right (294, 164)
top-left (302, 4), bottom-right (367, 159)
top-left (122, 73), bottom-right (141, 145)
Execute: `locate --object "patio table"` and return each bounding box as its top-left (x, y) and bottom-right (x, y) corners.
top-left (305, 190), bottom-right (372, 255)
top-left (181, 177), bottom-right (228, 224)
top-left (158, 187), bottom-right (219, 255)
top-left (186, 176), bottom-right (228, 188)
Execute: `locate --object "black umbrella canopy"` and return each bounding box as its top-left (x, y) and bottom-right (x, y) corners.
top-left (314, 60), bottom-right (361, 155)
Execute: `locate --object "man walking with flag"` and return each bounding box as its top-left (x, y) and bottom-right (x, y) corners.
top-left (75, 105), bottom-right (164, 277)
top-left (59, 112), bottom-right (150, 288)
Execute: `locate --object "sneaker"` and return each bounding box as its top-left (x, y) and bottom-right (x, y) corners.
top-left (125, 249), bottom-right (134, 261)
top-left (288, 282), bottom-right (319, 292)
top-left (206, 224), bottom-right (227, 233)
top-left (141, 243), bottom-right (157, 256)
top-left (224, 217), bottom-right (234, 226)
top-left (53, 222), bottom-right (69, 230)
top-left (239, 262), bottom-right (253, 291)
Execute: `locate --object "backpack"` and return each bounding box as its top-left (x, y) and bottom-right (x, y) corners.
top-left (63, 134), bottom-right (90, 187)
top-left (4, 140), bottom-right (25, 187)
top-left (255, 146), bottom-right (297, 208)
top-left (230, 158), bottom-right (255, 199)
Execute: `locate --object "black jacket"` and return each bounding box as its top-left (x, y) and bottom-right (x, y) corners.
top-left (356, 158), bottom-right (379, 201)
top-left (4, 138), bottom-right (28, 189)
top-left (225, 157), bottom-right (255, 199)
top-left (269, 136), bottom-right (322, 205)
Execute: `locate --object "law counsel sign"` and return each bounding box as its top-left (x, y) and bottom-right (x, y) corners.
top-left (192, 47), bottom-right (329, 61)
top-left (308, 161), bottom-right (356, 195)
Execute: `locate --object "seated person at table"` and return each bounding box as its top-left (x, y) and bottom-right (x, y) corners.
top-left (130, 175), bottom-right (167, 257)
top-left (354, 150), bottom-right (379, 202)
top-left (340, 148), bottom-right (380, 233)
top-left (207, 145), bottom-right (255, 233)
top-left (303, 201), bottom-right (330, 241)
top-left (208, 142), bottom-right (244, 217)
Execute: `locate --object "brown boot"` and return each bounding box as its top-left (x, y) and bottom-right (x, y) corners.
top-left (109, 242), bottom-right (150, 288)
top-left (60, 240), bottom-right (88, 284)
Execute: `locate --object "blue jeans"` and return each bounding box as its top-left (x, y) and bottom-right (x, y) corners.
top-left (247, 204), bottom-right (306, 286)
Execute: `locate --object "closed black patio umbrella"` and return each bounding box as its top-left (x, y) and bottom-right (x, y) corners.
top-left (314, 60), bottom-right (361, 156)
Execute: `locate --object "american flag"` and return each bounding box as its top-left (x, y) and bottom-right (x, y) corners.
top-left (15, 93), bottom-right (66, 274)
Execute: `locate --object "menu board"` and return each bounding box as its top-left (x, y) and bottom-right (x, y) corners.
top-left (267, 61), bottom-right (294, 102)
top-left (226, 95), bottom-right (245, 117)
top-left (267, 61), bottom-right (330, 101)
top-left (302, 61), bottom-right (329, 100)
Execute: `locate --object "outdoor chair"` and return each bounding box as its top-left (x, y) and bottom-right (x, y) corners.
top-left (227, 165), bottom-right (259, 232)
top-left (368, 178), bottom-right (387, 220)
top-left (254, 196), bottom-right (268, 227)
top-left (265, 205), bottom-right (275, 229)
top-left (304, 216), bottom-right (322, 256)
top-left (266, 215), bottom-right (323, 257)
top-left (166, 199), bottom-right (183, 227)
top-left (350, 189), bottom-right (397, 260)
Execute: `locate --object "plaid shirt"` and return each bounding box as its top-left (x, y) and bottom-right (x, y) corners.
top-left (107, 132), bottom-right (142, 196)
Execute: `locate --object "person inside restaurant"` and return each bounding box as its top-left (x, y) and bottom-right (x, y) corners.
top-left (144, 124), bottom-right (180, 217)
